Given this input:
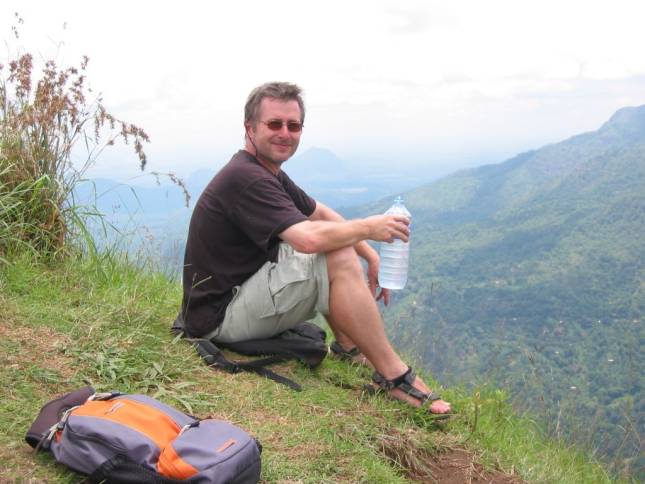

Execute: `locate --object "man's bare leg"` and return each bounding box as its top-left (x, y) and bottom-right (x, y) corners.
top-left (324, 247), bottom-right (451, 413)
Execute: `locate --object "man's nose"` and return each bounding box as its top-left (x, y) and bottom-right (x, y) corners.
top-left (276, 124), bottom-right (291, 136)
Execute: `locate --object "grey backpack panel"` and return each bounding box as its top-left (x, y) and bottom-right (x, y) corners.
top-left (51, 414), bottom-right (164, 474)
top-left (27, 389), bottom-right (262, 483)
top-left (159, 420), bottom-right (261, 484)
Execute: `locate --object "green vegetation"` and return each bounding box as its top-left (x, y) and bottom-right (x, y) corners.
top-left (0, 13), bottom-right (148, 260)
top-left (347, 106), bottom-right (645, 480)
top-left (0, 254), bottom-right (621, 482)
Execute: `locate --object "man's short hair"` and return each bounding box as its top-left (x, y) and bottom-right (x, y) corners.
top-left (244, 82), bottom-right (305, 125)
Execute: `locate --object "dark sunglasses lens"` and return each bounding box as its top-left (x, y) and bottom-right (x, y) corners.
top-left (266, 120), bottom-right (283, 130)
top-left (264, 120), bottom-right (302, 132)
top-left (287, 122), bottom-right (302, 132)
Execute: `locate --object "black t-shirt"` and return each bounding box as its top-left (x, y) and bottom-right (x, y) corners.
top-left (181, 150), bottom-right (316, 337)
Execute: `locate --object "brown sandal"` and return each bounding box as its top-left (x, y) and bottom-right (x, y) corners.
top-left (372, 367), bottom-right (450, 416)
top-left (330, 341), bottom-right (362, 360)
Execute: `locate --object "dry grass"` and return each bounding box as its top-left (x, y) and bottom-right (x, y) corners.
top-left (0, 15), bottom-right (149, 258)
top-left (0, 322), bottom-right (76, 381)
top-left (374, 427), bottom-right (525, 483)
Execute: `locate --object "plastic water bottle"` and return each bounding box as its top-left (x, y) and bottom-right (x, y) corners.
top-left (378, 196), bottom-right (411, 290)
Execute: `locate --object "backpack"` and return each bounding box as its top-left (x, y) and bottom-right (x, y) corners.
top-left (172, 314), bottom-right (328, 391)
top-left (26, 387), bottom-right (262, 484)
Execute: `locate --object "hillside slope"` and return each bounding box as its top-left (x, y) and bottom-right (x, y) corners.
top-left (346, 105), bottom-right (645, 478)
top-left (0, 255), bottom-right (618, 483)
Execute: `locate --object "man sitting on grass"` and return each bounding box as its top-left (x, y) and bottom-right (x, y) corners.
top-left (181, 82), bottom-right (451, 414)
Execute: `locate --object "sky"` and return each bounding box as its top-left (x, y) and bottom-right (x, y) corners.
top-left (2, 0), bottom-right (645, 183)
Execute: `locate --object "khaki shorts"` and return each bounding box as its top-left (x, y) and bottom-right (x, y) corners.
top-left (206, 243), bottom-right (330, 343)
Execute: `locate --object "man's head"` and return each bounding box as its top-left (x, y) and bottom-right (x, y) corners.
top-left (244, 82), bottom-right (305, 171)
top-left (244, 82), bottom-right (305, 126)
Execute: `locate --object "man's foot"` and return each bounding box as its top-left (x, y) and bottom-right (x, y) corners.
top-left (372, 367), bottom-right (452, 415)
top-left (330, 341), bottom-right (374, 369)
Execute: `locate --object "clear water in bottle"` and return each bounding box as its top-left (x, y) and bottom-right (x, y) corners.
top-left (378, 196), bottom-right (411, 290)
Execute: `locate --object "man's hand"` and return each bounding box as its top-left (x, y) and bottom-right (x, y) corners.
top-left (364, 213), bottom-right (408, 306)
top-left (366, 254), bottom-right (391, 306)
top-left (366, 214), bottom-right (410, 243)
top-left (376, 286), bottom-right (391, 306)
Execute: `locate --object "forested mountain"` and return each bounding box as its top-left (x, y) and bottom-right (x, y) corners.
top-left (347, 105), bottom-right (645, 477)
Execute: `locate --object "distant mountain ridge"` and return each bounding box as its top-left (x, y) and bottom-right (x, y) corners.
top-left (350, 105), bottom-right (644, 476)
top-left (76, 146), bottom-right (452, 274)
top-left (78, 147), bottom-right (447, 218)
top-left (184, 146), bottom-right (452, 209)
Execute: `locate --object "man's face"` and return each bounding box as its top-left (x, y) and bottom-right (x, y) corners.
top-left (246, 97), bottom-right (302, 166)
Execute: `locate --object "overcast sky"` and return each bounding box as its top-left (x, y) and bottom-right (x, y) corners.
top-left (3, 0), bottom-right (645, 182)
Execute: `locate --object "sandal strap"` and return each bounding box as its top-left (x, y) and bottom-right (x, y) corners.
top-left (330, 341), bottom-right (361, 359)
top-left (372, 367), bottom-right (441, 403)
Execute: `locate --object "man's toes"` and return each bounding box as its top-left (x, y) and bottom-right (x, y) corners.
top-left (429, 400), bottom-right (451, 414)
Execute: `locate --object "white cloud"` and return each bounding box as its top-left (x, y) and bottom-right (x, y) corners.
top-left (2, 0), bottom-right (645, 180)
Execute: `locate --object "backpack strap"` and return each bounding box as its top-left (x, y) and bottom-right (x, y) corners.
top-left (26, 386), bottom-right (95, 450)
top-left (173, 315), bottom-right (303, 391)
top-left (186, 337), bottom-right (303, 392)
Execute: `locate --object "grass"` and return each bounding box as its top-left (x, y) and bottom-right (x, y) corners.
top-left (0, 251), bottom-right (625, 483)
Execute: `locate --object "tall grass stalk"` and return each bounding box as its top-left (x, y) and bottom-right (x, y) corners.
top-left (0, 15), bottom-right (149, 260)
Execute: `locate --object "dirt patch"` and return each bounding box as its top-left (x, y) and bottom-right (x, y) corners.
top-left (0, 449), bottom-right (37, 481)
top-left (0, 322), bottom-right (77, 381)
top-left (376, 429), bottom-right (523, 483)
top-left (426, 448), bottom-right (523, 484)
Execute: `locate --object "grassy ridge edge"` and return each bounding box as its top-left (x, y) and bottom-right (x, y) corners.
top-left (0, 252), bottom-right (621, 483)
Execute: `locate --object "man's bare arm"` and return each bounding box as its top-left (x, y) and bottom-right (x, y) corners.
top-left (308, 202), bottom-right (378, 261)
top-left (279, 214), bottom-right (409, 255)
top-left (280, 201), bottom-right (406, 305)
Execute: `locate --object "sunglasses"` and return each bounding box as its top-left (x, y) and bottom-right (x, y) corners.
top-left (261, 119), bottom-right (303, 133)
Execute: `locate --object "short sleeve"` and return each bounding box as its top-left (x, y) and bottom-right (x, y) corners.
top-left (231, 177), bottom-right (309, 252)
top-left (279, 171), bottom-right (316, 216)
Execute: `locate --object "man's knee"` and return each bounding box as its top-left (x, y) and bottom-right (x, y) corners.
top-left (326, 246), bottom-right (363, 280)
